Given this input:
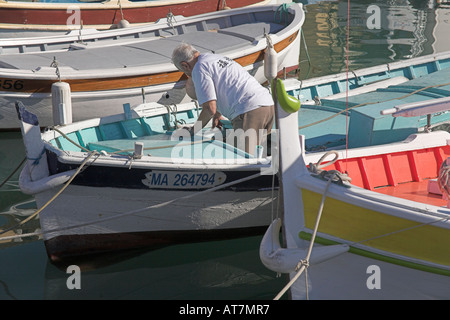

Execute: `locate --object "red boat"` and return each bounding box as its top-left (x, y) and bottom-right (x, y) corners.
top-left (0, 0), bottom-right (274, 35)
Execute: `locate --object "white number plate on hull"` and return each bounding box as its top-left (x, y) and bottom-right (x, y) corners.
top-left (142, 170), bottom-right (226, 189)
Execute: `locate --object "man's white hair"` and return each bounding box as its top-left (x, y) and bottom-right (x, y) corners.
top-left (171, 43), bottom-right (199, 70)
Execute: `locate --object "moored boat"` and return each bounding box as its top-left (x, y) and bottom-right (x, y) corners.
top-left (260, 78), bottom-right (450, 300)
top-left (0, 0), bottom-right (276, 37)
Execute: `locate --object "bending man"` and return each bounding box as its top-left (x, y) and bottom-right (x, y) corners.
top-left (172, 43), bottom-right (274, 156)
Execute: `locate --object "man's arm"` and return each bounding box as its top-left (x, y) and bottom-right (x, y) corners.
top-left (191, 100), bottom-right (222, 134)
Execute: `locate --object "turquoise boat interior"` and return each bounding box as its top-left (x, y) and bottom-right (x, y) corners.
top-left (298, 63), bottom-right (450, 151)
top-left (48, 108), bottom-right (255, 160)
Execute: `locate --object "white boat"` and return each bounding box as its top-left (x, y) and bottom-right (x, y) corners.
top-left (16, 99), bottom-right (281, 263)
top-left (0, 3), bottom-right (305, 130)
top-left (0, 1), bottom-right (290, 55)
top-left (259, 78), bottom-right (450, 300)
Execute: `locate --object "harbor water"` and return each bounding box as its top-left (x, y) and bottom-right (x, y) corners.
top-left (0, 0), bottom-right (449, 300)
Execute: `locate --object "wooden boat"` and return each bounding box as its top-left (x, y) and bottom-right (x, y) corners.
top-left (0, 3), bottom-right (305, 131)
top-left (259, 79), bottom-right (450, 299)
top-left (16, 100), bottom-right (280, 263)
top-left (0, 0), bottom-right (274, 37)
top-left (14, 51), bottom-right (450, 264)
top-left (0, 0), bottom-right (287, 52)
top-left (296, 51), bottom-right (450, 151)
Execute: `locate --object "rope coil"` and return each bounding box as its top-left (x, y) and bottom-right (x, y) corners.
top-left (308, 150), bottom-right (351, 185)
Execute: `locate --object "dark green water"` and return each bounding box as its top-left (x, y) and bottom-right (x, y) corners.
top-left (0, 0), bottom-right (449, 300)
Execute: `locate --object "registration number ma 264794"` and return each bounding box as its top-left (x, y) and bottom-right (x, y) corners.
top-left (142, 171), bottom-right (226, 189)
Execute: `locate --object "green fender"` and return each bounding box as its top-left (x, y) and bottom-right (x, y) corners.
top-left (272, 78), bottom-right (301, 113)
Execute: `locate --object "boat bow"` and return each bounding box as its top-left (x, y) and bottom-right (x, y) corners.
top-left (259, 79), bottom-right (349, 274)
top-left (260, 218), bottom-right (349, 273)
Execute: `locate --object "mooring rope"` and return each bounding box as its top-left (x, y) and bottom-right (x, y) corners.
top-left (0, 170), bottom-right (263, 242)
top-left (273, 149), bottom-right (351, 300)
top-left (0, 151), bottom-right (100, 237)
top-left (0, 157), bottom-right (26, 189)
top-left (274, 172), bottom-right (338, 300)
top-left (0, 123), bottom-right (269, 241)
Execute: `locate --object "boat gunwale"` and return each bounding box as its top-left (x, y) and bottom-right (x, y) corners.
top-left (41, 102), bottom-right (273, 169)
top-left (299, 51), bottom-right (450, 88)
top-left (0, 3), bottom-right (297, 48)
top-left (0, 0), bottom-right (271, 10)
top-left (49, 148), bottom-right (272, 170)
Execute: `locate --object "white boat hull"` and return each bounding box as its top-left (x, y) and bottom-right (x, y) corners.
top-left (36, 183), bottom-right (275, 262)
top-left (288, 250), bottom-right (450, 300)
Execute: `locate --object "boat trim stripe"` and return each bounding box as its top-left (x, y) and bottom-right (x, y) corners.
top-left (0, 31), bottom-right (298, 93)
top-left (299, 231), bottom-right (450, 276)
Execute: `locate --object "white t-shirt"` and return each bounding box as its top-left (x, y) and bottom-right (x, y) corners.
top-left (192, 53), bottom-right (273, 121)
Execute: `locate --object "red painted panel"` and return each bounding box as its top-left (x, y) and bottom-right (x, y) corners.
top-left (415, 148), bottom-right (440, 179)
top-left (388, 152), bottom-right (413, 184)
top-left (0, 0), bottom-right (264, 26)
top-left (336, 159), bottom-right (364, 188)
top-left (362, 155), bottom-right (389, 189)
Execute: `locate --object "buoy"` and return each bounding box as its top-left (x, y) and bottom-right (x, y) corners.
top-left (52, 81), bottom-right (72, 125)
top-left (117, 19), bottom-right (130, 28)
top-left (274, 78), bottom-right (300, 113)
top-left (264, 43), bottom-right (277, 81)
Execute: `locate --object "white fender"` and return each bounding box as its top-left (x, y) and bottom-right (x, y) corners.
top-left (19, 162), bottom-right (77, 195)
top-left (264, 45), bottom-right (278, 81)
top-left (52, 81), bottom-right (72, 125)
top-left (260, 219), bottom-right (350, 274)
top-left (117, 20), bottom-right (131, 28)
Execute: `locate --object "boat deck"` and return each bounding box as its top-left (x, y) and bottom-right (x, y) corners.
top-left (300, 66), bottom-right (450, 151)
top-left (376, 180), bottom-right (447, 207)
top-left (48, 108), bottom-right (254, 160)
top-left (320, 139), bottom-right (450, 208)
top-left (87, 132), bottom-right (251, 160)
top-left (0, 14), bottom-right (285, 69)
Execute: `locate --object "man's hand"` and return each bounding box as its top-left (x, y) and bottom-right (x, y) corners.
top-left (212, 113), bottom-right (223, 130)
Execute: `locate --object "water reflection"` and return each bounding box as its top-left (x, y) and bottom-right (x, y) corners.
top-left (42, 236), bottom-right (283, 300)
top-left (299, 0), bottom-right (450, 79)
